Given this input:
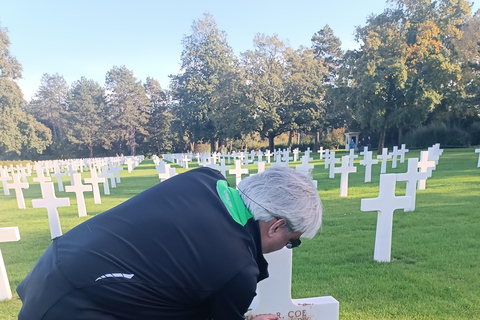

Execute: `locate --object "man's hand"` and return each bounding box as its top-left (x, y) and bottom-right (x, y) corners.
top-left (251, 314), bottom-right (278, 320)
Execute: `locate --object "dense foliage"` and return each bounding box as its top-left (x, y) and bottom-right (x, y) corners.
top-left (1, 1), bottom-right (480, 159)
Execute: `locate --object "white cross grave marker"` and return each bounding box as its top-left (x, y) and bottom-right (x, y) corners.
top-left (348, 149), bottom-right (358, 167)
top-left (396, 158), bottom-right (428, 212)
top-left (110, 163), bottom-right (123, 183)
top-left (328, 152), bottom-right (340, 179)
top-left (65, 173), bottom-right (92, 217)
top-left (0, 227), bottom-right (20, 301)
top-left (265, 150), bottom-right (272, 164)
top-left (359, 151), bottom-right (379, 183)
top-left (66, 164), bottom-right (77, 185)
top-left (318, 147), bottom-right (325, 160)
top-left (229, 160), bottom-right (248, 187)
top-left (476, 148), bottom-right (480, 168)
top-left (417, 151), bottom-right (436, 190)
top-left (334, 155), bottom-right (357, 197)
top-left (377, 148), bottom-right (392, 174)
top-left (427, 146), bottom-right (440, 165)
top-left (399, 144), bottom-right (409, 163)
top-left (389, 146), bottom-right (401, 169)
top-left (217, 158), bottom-right (230, 178)
top-left (246, 247), bottom-right (339, 320)
top-left (101, 165), bottom-right (116, 189)
top-left (51, 166), bottom-right (66, 192)
top-left (7, 173), bottom-right (29, 209)
top-left (32, 182), bottom-right (70, 239)
top-left (296, 155), bottom-right (314, 176)
top-left (324, 149), bottom-right (330, 169)
top-left (84, 167), bottom-right (105, 204)
top-left (33, 168), bottom-right (52, 184)
top-left (360, 174), bottom-right (412, 262)
top-left (0, 167), bottom-right (12, 196)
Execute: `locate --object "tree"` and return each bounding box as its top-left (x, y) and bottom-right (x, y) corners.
top-left (105, 66), bottom-right (150, 156)
top-left (347, 0), bottom-right (471, 152)
top-left (170, 13), bottom-right (241, 151)
top-left (66, 77), bottom-right (107, 158)
top-left (27, 73), bottom-right (69, 142)
top-left (143, 77), bottom-right (173, 154)
top-left (0, 25), bottom-right (51, 158)
top-left (284, 46), bottom-right (328, 150)
top-left (241, 34), bottom-right (292, 151)
top-left (311, 24), bottom-right (343, 85)
top-left (451, 10), bottom-right (480, 127)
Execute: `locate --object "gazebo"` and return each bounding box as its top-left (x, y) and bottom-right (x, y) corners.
top-left (345, 132), bottom-right (360, 151)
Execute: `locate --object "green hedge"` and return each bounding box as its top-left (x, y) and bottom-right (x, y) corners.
top-left (468, 122), bottom-right (480, 146)
top-left (404, 123), bottom-right (470, 148)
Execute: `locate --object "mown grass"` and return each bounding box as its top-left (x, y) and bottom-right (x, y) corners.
top-left (0, 148), bottom-right (479, 319)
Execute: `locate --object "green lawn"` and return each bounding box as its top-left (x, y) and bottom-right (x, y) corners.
top-left (0, 148), bottom-right (479, 319)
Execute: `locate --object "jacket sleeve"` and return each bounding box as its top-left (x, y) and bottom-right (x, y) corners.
top-left (207, 263), bottom-right (258, 320)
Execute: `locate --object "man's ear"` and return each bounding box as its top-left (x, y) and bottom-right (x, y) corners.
top-left (268, 218), bottom-right (287, 236)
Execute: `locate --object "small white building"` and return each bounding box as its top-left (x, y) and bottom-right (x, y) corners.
top-left (345, 132), bottom-right (360, 151)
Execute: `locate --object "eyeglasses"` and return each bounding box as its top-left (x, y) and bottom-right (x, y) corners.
top-left (286, 238), bottom-right (301, 249)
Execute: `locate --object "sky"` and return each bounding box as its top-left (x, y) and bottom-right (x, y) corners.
top-left (1, 0), bottom-right (479, 101)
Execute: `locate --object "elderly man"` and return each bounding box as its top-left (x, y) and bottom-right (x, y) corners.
top-left (18, 166), bottom-right (322, 320)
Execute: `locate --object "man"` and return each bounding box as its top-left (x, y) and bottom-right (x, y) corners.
top-left (18, 166), bottom-right (322, 320)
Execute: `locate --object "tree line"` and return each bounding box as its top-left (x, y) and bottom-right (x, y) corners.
top-left (1, 0), bottom-right (479, 160)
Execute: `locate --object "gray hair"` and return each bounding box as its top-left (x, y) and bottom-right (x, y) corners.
top-left (237, 167), bottom-right (322, 238)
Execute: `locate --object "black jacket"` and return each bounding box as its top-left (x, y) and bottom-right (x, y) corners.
top-left (18, 167), bottom-right (268, 320)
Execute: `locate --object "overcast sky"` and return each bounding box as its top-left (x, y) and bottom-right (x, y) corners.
top-left (1, 0), bottom-right (478, 101)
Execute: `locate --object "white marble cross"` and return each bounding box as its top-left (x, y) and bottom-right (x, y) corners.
top-left (296, 155), bottom-right (314, 175)
top-left (427, 146), bottom-right (440, 165)
top-left (17, 166), bottom-right (30, 183)
top-left (32, 182), bottom-right (70, 239)
top-left (389, 146), bottom-right (401, 169)
top-left (293, 148), bottom-right (299, 162)
top-left (417, 151), bottom-right (436, 190)
top-left (66, 164), bottom-right (77, 185)
top-left (229, 159), bottom-right (248, 187)
top-left (265, 150), bottom-right (272, 164)
top-left (334, 155), bottom-right (357, 197)
top-left (360, 174), bottom-right (412, 262)
top-left (33, 168), bottom-right (52, 184)
top-left (99, 166), bottom-right (116, 189)
top-left (398, 144), bottom-right (409, 163)
top-left (304, 148), bottom-right (313, 161)
top-left (396, 158), bottom-right (428, 212)
top-left (348, 149), bottom-right (358, 167)
top-left (324, 149), bottom-right (330, 169)
top-left (377, 148), bottom-right (392, 174)
top-left (0, 227), bottom-right (20, 301)
top-left (217, 158), bottom-right (230, 178)
top-left (51, 166), bottom-right (66, 192)
top-left (359, 146), bottom-right (368, 156)
top-left (476, 148), bottom-right (480, 168)
top-left (318, 147), bottom-right (325, 159)
top-left (110, 163), bottom-right (123, 183)
top-left (0, 167), bottom-right (12, 196)
top-left (359, 151), bottom-right (379, 183)
top-left (245, 248), bottom-right (339, 320)
top-left (65, 173), bottom-right (92, 217)
top-left (7, 173), bottom-right (29, 209)
top-left (328, 152), bottom-right (340, 179)
top-left (84, 167), bottom-right (105, 204)
top-left (181, 154), bottom-right (191, 169)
